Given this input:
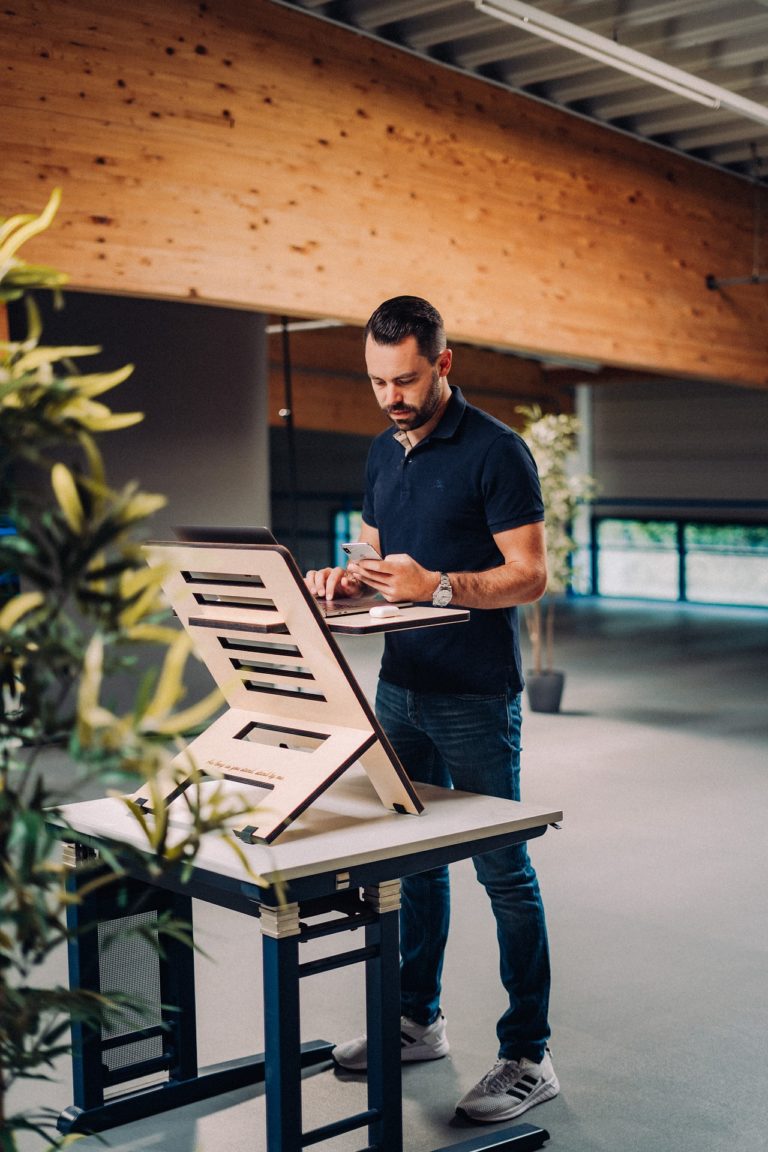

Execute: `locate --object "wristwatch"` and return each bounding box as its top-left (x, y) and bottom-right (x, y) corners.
top-left (432, 572), bottom-right (453, 607)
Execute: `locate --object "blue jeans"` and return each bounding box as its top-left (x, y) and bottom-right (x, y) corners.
top-left (375, 678), bottom-right (551, 1063)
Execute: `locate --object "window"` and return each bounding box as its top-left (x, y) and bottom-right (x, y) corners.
top-left (332, 508), bottom-right (364, 568)
top-left (593, 518), bottom-right (768, 608)
top-left (684, 524), bottom-right (768, 607)
top-left (595, 520), bottom-right (679, 600)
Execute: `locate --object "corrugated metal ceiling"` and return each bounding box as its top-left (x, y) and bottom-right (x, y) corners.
top-left (277, 0), bottom-right (768, 186)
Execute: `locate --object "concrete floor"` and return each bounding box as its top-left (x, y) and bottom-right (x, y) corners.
top-left (10, 598), bottom-right (768, 1152)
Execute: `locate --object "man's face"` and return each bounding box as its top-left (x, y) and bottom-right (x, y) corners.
top-left (365, 335), bottom-right (452, 434)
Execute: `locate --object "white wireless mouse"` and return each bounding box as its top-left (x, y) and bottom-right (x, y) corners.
top-left (369, 604), bottom-right (400, 618)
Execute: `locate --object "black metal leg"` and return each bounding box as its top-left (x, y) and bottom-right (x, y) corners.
top-left (364, 880), bottom-right (403, 1152)
top-left (261, 903), bottom-right (304, 1152)
top-left (160, 893), bottom-right (198, 1083)
top-left (65, 862), bottom-right (107, 1114)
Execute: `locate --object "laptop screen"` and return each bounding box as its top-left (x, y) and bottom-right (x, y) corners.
top-left (174, 525), bottom-right (278, 546)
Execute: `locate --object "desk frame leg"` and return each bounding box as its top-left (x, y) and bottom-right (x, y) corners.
top-left (63, 854), bottom-right (198, 1114)
top-left (363, 880), bottom-right (403, 1152)
top-left (261, 903), bottom-right (305, 1152)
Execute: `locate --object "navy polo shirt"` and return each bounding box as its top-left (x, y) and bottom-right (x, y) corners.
top-left (362, 386), bottom-right (544, 695)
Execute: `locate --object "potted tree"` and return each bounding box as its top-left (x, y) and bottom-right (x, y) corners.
top-left (518, 405), bottom-right (595, 714)
top-left (0, 190), bottom-right (257, 1147)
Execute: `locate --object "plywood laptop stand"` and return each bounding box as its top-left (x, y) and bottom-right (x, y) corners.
top-left (137, 540), bottom-right (468, 843)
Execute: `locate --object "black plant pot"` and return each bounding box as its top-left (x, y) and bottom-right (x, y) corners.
top-left (526, 670), bottom-right (565, 713)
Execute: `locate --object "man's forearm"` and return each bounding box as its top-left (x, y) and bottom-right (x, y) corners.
top-left (434, 561), bottom-right (547, 610)
top-left (350, 521), bottom-right (547, 608)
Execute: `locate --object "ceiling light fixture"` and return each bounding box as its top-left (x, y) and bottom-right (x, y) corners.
top-left (474, 0), bottom-right (768, 128)
top-left (265, 318), bottom-right (344, 334)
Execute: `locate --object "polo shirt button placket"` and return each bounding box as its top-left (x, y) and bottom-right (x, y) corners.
top-left (401, 454), bottom-right (412, 499)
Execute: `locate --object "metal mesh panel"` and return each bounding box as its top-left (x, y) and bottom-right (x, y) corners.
top-left (97, 911), bottom-right (164, 1072)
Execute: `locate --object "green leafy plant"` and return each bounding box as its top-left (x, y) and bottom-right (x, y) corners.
top-left (0, 190), bottom-right (259, 1148)
top-left (518, 405), bottom-right (596, 677)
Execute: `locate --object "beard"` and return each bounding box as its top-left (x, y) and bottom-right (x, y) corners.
top-left (383, 369), bottom-right (442, 431)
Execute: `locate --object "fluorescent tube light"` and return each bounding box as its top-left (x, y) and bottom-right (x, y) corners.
top-left (475, 0), bottom-right (768, 128)
top-left (265, 319), bottom-right (344, 334)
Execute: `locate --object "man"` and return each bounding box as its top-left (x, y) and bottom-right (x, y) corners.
top-left (305, 295), bottom-right (558, 1124)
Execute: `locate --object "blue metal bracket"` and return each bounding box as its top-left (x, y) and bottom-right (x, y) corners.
top-left (431, 1122), bottom-right (550, 1150)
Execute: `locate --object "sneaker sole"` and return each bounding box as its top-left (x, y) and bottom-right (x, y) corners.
top-left (402, 1043), bottom-right (450, 1063)
top-left (333, 1044), bottom-right (449, 1072)
top-left (456, 1074), bottom-right (560, 1123)
top-left (332, 1054), bottom-right (368, 1071)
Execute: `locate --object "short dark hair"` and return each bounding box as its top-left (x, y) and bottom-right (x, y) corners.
top-left (365, 295), bottom-right (446, 364)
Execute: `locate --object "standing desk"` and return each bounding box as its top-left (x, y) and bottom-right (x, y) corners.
top-left (57, 534), bottom-right (562, 1149)
top-left (57, 771), bottom-right (562, 1152)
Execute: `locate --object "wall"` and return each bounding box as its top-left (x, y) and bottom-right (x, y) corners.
top-left (591, 378), bottom-right (768, 521)
top-left (12, 292), bottom-right (270, 535)
top-left (270, 426), bottom-right (369, 573)
top-left (1, 0), bottom-right (767, 387)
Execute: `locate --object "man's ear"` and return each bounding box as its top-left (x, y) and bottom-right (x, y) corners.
top-left (438, 347), bottom-right (453, 378)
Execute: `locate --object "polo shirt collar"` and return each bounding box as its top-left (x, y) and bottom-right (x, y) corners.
top-left (391, 385), bottom-right (466, 449)
top-left (430, 385), bottom-right (466, 440)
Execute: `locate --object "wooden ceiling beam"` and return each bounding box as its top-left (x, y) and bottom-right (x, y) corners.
top-left (1, 0), bottom-right (766, 388)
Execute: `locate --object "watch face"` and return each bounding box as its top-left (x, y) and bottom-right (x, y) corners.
top-left (433, 574), bottom-right (452, 607)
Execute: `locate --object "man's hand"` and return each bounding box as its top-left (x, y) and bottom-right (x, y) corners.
top-left (341, 520), bottom-right (547, 610)
top-left (348, 553), bottom-right (437, 603)
top-left (305, 565), bottom-right (365, 601)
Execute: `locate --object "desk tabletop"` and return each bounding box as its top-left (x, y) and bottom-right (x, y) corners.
top-left (59, 769), bottom-right (562, 891)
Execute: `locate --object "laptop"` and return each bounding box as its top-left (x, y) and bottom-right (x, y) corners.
top-left (174, 524), bottom-right (278, 547)
top-left (315, 592), bottom-right (409, 619)
top-left (172, 526), bottom-right (410, 618)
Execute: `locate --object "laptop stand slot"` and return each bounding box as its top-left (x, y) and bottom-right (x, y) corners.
top-left (219, 636), bottom-right (303, 657)
top-left (230, 658), bottom-right (314, 681)
top-left (182, 570), bottom-right (266, 588)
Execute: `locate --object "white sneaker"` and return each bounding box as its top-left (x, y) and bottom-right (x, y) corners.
top-left (456, 1048), bottom-right (559, 1122)
top-left (332, 1013), bottom-right (449, 1071)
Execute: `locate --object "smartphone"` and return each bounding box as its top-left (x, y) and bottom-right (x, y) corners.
top-left (341, 541), bottom-right (382, 563)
